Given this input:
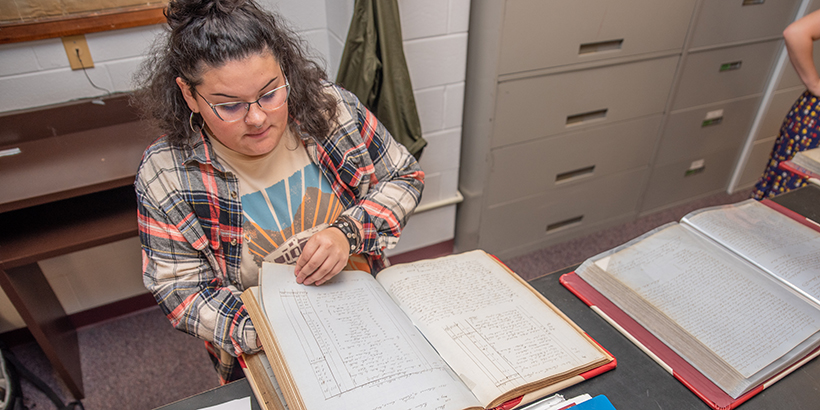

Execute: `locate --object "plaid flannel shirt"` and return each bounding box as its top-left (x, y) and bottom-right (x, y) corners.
top-left (135, 83), bottom-right (424, 357)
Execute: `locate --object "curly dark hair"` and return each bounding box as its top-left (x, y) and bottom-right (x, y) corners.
top-left (132, 0), bottom-right (338, 145)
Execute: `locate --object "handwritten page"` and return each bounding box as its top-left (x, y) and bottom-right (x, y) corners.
top-left (600, 224), bottom-right (820, 379)
top-left (376, 251), bottom-right (606, 406)
top-left (260, 265), bottom-right (481, 410)
top-left (683, 200), bottom-right (820, 305)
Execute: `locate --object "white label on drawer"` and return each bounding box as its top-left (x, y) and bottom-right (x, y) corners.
top-left (704, 109), bottom-right (724, 120)
top-left (0, 147), bottom-right (21, 157)
top-left (689, 159), bottom-right (705, 170)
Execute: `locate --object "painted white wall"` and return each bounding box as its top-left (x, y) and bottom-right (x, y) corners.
top-left (387, 0), bottom-right (469, 256)
top-left (0, 0), bottom-right (469, 331)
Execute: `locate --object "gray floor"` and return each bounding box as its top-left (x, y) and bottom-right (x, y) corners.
top-left (9, 189), bottom-right (752, 409)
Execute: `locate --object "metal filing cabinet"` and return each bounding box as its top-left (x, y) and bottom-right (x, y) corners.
top-left (640, 0), bottom-right (802, 213)
top-left (458, 0), bottom-right (801, 259)
top-left (459, 0), bottom-right (696, 259)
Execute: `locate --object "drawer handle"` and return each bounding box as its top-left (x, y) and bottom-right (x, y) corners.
top-left (742, 0), bottom-right (765, 5)
top-left (685, 159), bottom-right (706, 177)
top-left (719, 61), bottom-right (742, 72)
top-left (556, 165), bottom-right (595, 183)
top-left (702, 116), bottom-right (723, 127)
top-left (579, 39), bottom-right (624, 55)
top-left (566, 109), bottom-right (608, 126)
top-left (547, 215), bottom-right (584, 233)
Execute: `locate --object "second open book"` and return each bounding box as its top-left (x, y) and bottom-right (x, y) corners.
top-left (241, 250), bottom-right (614, 410)
top-left (567, 199), bottom-right (820, 407)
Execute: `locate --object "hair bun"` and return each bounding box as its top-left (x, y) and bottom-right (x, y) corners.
top-left (164, 0), bottom-right (246, 31)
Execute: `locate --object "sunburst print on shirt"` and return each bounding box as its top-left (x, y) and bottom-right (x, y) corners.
top-left (242, 163), bottom-right (344, 266)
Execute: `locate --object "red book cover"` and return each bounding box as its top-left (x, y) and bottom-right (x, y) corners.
top-left (779, 160), bottom-right (820, 180)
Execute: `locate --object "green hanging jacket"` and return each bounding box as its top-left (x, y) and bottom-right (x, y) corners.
top-left (336, 0), bottom-right (427, 159)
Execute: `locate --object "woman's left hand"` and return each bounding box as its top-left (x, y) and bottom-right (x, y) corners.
top-left (294, 227), bottom-right (350, 285)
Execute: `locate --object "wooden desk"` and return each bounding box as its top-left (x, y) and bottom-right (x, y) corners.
top-left (0, 95), bottom-right (155, 399)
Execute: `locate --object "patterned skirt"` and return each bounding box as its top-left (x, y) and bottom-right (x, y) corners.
top-left (751, 90), bottom-right (820, 199)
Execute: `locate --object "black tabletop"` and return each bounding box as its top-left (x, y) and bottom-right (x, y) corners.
top-left (769, 183), bottom-right (820, 224)
top-left (155, 186), bottom-right (820, 410)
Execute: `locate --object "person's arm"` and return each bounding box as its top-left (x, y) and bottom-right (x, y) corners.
top-left (295, 86), bottom-right (424, 284)
top-left (784, 9), bottom-right (820, 96)
top-left (135, 158), bottom-right (261, 357)
top-left (336, 87), bottom-right (425, 255)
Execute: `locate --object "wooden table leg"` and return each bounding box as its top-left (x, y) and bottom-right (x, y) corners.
top-left (0, 263), bottom-right (84, 399)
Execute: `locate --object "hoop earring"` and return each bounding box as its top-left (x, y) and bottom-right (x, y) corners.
top-left (189, 112), bottom-right (203, 134)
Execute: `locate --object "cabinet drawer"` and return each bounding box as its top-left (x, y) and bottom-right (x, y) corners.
top-left (689, 0), bottom-right (799, 49)
top-left (498, 0), bottom-right (696, 75)
top-left (480, 169), bottom-right (646, 256)
top-left (655, 96), bottom-right (760, 166)
top-left (641, 148), bottom-right (739, 212)
top-left (494, 56), bottom-right (677, 148)
top-left (486, 115), bottom-right (661, 206)
top-left (673, 40), bottom-right (780, 110)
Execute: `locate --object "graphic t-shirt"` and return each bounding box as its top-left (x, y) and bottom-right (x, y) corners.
top-left (209, 129), bottom-right (346, 286)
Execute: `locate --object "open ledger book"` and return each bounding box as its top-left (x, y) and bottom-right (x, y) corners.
top-left (564, 199), bottom-right (820, 408)
top-left (241, 250), bottom-right (615, 410)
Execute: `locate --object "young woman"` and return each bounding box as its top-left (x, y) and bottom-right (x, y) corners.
top-left (133, 0), bottom-right (424, 382)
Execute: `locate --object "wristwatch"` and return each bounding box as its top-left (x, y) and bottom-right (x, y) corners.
top-left (329, 215), bottom-right (360, 254)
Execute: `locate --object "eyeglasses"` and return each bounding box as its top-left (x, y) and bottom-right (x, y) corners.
top-left (195, 80), bottom-right (290, 122)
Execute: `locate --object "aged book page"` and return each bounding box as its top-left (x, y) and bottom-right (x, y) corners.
top-left (581, 223), bottom-right (820, 397)
top-left (683, 200), bottom-right (820, 305)
top-left (375, 251), bottom-right (610, 407)
top-left (257, 265), bottom-right (482, 410)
